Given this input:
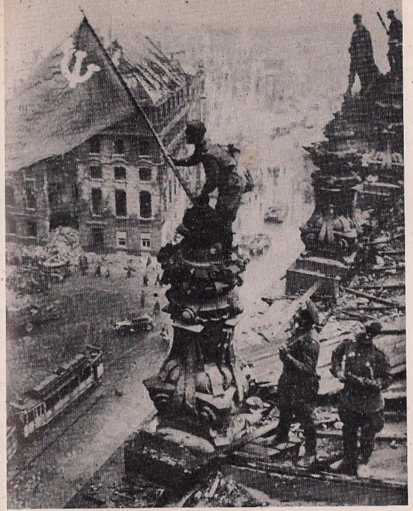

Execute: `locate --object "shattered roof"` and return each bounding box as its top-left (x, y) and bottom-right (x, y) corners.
top-left (5, 19), bottom-right (191, 173)
top-left (113, 33), bottom-right (189, 106)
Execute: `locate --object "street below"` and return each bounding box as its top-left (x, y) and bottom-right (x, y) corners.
top-left (7, 124), bottom-right (315, 508)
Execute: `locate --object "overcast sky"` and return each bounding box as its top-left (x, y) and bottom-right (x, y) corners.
top-left (5, 0), bottom-right (402, 86)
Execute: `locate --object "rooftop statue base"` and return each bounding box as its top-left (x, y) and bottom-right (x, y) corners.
top-left (126, 205), bottom-right (254, 484)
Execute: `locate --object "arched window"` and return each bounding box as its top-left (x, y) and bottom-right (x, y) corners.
top-left (89, 136), bottom-right (101, 154)
top-left (114, 166), bottom-right (126, 180)
top-left (140, 139), bottom-right (150, 156)
top-left (115, 189), bottom-right (127, 217)
top-left (90, 165), bottom-right (102, 179)
top-left (6, 217), bottom-right (16, 234)
top-left (5, 185), bottom-right (15, 206)
top-left (114, 138), bottom-right (124, 154)
top-left (140, 191), bottom-right (152, 218)
top-left (139, 168), bottom-right (152, 181)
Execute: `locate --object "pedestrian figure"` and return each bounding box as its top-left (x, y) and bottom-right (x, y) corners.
top-left (94, 261), bottom-right (101, 277)
top-left (153, 300), bottom-right (161, 318)
top-left (140, 290), bottom-right (145, 309)
top-left (330, 322), bottom-right (391, 476)
top-left (79, 255), bottom-right (88, 276)
top-left (160, 326), bottom-right (171, 346)
top-left (346, 14), bottom-right (380, 96)
top-left (143, 274), bottom-right (149, 287)
top-left (125, 260), bottom-right (135, 279)
top-left (273, 300), bottom-right (320, 468)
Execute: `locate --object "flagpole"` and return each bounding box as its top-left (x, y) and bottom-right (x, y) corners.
top-left (79, 9), bottom-right (195, 203)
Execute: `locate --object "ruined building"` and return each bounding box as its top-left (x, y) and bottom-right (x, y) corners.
top-left (6, 32), bottom-right (205, 254)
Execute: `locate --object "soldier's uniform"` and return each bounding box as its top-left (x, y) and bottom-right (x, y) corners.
top-left (173, 139), bottom-right (244, 246)
top-left (331, 328), bottom-right (391, 475)
top-left (276, 316), bottom-right (320, 460)
top-left (348, 21), bottom-right (379, 94)
top-left (387, 14), bottom-right (402, 78)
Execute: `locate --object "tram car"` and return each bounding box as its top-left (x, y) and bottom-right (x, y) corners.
top-left (7, 422), bottom-right (18, 462)
top-left (9, 345), bottom-right (103, 440)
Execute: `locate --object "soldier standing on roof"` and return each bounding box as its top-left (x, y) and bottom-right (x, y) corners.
top-left (170, 121), bottom-right (245, 250)
top-left (346, 14), bottom-right (380, 96)
top-left (330, 322), bottom-right (391, 477)
top-left (273, 300), bottom-right (321, 468)
top-left (386, 10), bottom-right (402, 79)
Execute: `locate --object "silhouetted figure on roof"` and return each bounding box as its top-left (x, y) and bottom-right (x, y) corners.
top-left (346, 14), bottom-right (380, 96)
top-left (386, 10), bottom-right (402, 79)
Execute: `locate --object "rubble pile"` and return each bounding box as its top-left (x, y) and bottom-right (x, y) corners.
top-left (182, 472), bottom-right (269, 507)
top-left (84, 476), bottom-right (166, 508)
top-left (44, 227), bottom-right (82, 265)
top-left (143, 204), bottom-right (251, 441)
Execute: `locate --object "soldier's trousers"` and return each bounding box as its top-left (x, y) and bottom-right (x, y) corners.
top-left (338, 407), bottom-right (385, 467)
top-left (216, 173), bottom-right (244, 248)
top-left (277, 400), bottom-right (317, 454)
top-left (388, 46), bottom-right (402, 78)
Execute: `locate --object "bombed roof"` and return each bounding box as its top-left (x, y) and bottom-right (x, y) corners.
top-left (111, 34), bottom-right (189, 106)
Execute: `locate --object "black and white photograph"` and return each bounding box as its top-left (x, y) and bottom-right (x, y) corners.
top-left (4, 0), bottom-right (408, 507)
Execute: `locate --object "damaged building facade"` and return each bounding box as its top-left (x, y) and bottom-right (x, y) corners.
top-left (6, 36), bottom-right (205, 254)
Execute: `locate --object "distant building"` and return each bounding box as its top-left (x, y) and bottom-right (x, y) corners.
top-left (6, 34), bottom-right (205, 255)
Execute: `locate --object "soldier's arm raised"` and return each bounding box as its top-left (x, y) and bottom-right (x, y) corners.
top-left (199, 157), bottom-right (219, 196)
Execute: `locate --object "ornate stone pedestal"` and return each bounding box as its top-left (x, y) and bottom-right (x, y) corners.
top-left (130, 205), bottom-right (250, 456)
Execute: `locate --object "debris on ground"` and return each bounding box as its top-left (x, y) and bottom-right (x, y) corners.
top-left (181, 472), bottom-right (270, 507)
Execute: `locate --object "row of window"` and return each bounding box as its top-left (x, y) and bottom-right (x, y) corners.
top-left (91, 189), bottom-right (152, 219)
top-left (90, 226), bottom-right (151, 251)
top-left (116, 230), bottom-right (151, 249)
top-left (152, 87), bottom-right (188, 127)
top-left (7, 216), bottom-right (152, 251)
top-left (90, 166), bottom-right (152, 182)
top-left (89, 136), bottom-right (151, 156)
top-left (6, 218), bottom-right (36, 237)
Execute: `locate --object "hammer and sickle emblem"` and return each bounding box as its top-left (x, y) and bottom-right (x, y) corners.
top-left (61, 39), bottom-right (101, 88)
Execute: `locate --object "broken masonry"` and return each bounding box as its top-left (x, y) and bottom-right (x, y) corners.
top-left (125, 204), bottom-right (252, 484)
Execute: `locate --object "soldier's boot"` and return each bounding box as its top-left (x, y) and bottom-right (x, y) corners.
top-left (270, 426), bottom-right (290, 445)
top-left (297, 429), bottom-right (317, 468)
top-left (331, 458), bottom-right (358, 476)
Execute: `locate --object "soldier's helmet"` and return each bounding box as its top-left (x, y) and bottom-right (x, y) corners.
top-left (353, 13), bottom-right (362, 22)
top-left (185, 120), bottom-right (207, 142)
top-left (387, 9), bottom-right (395, 17)
top-left (295, 299), bottom-right (319, 329)
top-left (365, 321), bottom-right (383, 337)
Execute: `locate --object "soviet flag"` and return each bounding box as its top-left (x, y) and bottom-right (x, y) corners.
top-left (6, 17), bottom-right (137, 173)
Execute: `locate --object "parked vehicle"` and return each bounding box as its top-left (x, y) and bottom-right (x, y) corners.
top-left (9, 345), bottom-right (103, 440)
top-left (6, 300), bottom-right (62, 335)
top-left (239, 233), bottom-right (271, 256)
top-left (7, 422), bottom-right (18, 461)
top-left (112, 313), bottom-right (154, 336)
top-left (264, 206), bottom-right (286, 223)
top-left (41, 260), bottom-right (71, 283)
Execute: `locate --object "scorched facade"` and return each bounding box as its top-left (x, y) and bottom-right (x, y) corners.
top-left (6, 36), bottom-right (205, 255)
